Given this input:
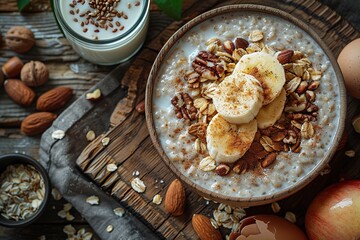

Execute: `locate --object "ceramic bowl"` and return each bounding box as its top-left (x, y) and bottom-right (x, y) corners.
top-left (0, 153), bottom-right (50, 227)
top-left (145, 4), bottom-right (346, 207)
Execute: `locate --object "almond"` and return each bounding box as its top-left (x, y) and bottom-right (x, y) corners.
top-left (277, 49), bottom-right (294, 64)
top-left (4, 79), bottom-right (36, 107)
top-left (223, 40), bottom-right (235, 54)
top-left (2, 56), bottom-right (24, 77)
top-left (21, 112), bottom-right (57, 136)
top-left (36, 87), bottom-right (73, 112)
top-left (235, 37), bottom-right (249, 49)
top-left (192, 214), bottom-right (222, 240)
top-left (164, 179), bottom-right (186, 216)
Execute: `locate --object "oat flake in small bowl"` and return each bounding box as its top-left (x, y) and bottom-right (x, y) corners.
top-left (0, 153), bottom-right (50, 227)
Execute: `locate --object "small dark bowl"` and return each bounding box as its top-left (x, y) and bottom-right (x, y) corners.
top-left (0, 153), bottom-right (50, 227)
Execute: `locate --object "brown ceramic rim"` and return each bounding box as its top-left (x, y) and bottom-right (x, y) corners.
top-left (145, 4), bottom-right (346, 207)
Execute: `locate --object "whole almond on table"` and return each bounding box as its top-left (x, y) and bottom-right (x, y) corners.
top-left (37, 87), bottom-right (73, 112)
top-left (4, 79), bottom-right (36, 106)
top-left (5, 26), bottom-right (35, 53)
top-left (192, 214), bottom-right (222, 240)
top-left (21, 61), bottom-right (49, 87)
top-left (2, 56), bottom-right (24, 78)
top-left (21, 112), bottom-right (57, 136)
top-left (164, 179), bottom-right (186, 216)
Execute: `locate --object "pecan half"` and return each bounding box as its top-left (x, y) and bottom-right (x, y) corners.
top-left (191, 51), bottom-right (223, 81)
top-left (188, 122), bottom-right (207, 142)
top-left (171, 92), bottom-right (197, 124)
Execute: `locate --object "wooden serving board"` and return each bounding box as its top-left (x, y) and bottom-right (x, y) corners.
top-left (54, 0), bottom-right (359, 239)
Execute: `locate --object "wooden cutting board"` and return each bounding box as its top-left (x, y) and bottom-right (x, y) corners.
top-left (69, 0), bottom-right (360, 239)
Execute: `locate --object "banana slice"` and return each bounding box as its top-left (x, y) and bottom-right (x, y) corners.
top-left (256, 88), bottom-right (286, 129)
top-left (212, 72), bottom-right (264, 124)
top-left (206, 114), bottom-right (258, 163)
top-left (236, 52), bottom-right (286, 105)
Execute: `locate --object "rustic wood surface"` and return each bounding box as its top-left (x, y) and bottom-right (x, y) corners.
top-left (0, 0), bottom-right (360, 239)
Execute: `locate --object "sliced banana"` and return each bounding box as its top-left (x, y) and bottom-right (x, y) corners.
top-left (212, 72), bottom-right (264, 124)
top-left (206, 114), bottom-right (258, 163)
top-left (235, 52), bottom-right (286, 105)
top-left (256, 88), bottom-right (286, 129)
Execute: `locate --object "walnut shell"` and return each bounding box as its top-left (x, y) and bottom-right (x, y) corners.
top-left (5, 26), bottom-right (35, 53)
top-left (21, 61), bottom-right (49, 87)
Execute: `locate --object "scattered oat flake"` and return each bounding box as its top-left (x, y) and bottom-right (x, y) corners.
top-left (132, 170), bottom-right (140, 176)
top-left (86, 195), bottom-right (100, 205)
top-left (106, 163), bottom-right (117, 172)
top-left (106, 225), bottom-right (113, 233)
top-left (51, 188), bottom-right (62, 200)
top-left (86, 130), bottom-right (96, 141)
top-left (113, 207), bottom-right (125, 217)
top-left (66, 212), bottom-right (75, 221)
top-left (82, 232), bottom-right (93, 240)
top-left (52, 130), bottom-right (65, 140)
top-left (86, 89), bottom-right (101, 100)
top-left (57, 209), bottom-right (67, 219)
top-left (63, 203), bottom-right (72, 212)
top-left (131, 177), bottom-right (146, 193)
top-left (102, 137), bottom-right (110, 146)
top-left (271, 202), bottom-right (281, 213)
top-left (345, 150), bottom-right (356, 157)
top-left (63, 224), bottom-right (76, 235)
top-left (152, 194), bottom-right (162, 205)
top-left (285, 211), bottom-right (296, 223)
top-left (38, 235), bottom-right (46, 240)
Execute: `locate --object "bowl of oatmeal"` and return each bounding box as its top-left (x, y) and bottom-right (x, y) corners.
top-left (145, 4), bottom-right (346, 207)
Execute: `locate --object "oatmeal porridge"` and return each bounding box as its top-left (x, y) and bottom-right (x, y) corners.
top-left (151, 10), bottom-right (342, 198)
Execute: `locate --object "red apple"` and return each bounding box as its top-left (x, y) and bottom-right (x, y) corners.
top-left (305, 180), bottom-right (360, 240)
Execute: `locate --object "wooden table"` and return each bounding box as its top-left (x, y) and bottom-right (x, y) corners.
top-left (0, 0), bottom-right (359, 239)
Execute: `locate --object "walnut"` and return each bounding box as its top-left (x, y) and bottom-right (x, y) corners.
top-left (191, 51), bottom-right (223, 81)
top-left (171, 92), bottom-right (197, 125)
top-left (188, 122), bottom-right (207, 142)
top-left (5, 26), bottom-right (35, 53)
top-left (21, 61), bottom-right (49, 87)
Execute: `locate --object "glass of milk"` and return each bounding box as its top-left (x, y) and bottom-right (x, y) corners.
top-left (53, 0), bottom-right (149, 65)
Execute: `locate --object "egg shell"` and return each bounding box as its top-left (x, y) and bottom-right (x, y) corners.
top-left (337, 38), bottom-right (360, 99)
top-left (230, 214), bottom-right (307, 240)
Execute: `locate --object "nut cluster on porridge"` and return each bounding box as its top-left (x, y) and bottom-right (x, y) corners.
top-left (170, 29), bottom-right (322, 177)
